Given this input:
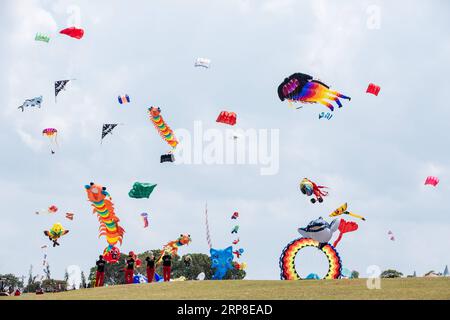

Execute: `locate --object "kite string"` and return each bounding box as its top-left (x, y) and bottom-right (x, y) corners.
top-left (205, 202), bottom-right (212, 250)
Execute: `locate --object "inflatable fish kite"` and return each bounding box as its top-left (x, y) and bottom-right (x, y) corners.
top-left (18, 96), bottom-right (43, 112)
top-left (298, 217), bottom-right (340, 248)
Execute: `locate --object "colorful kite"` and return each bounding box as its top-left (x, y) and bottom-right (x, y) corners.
top-left (118, 95), bottom-right (130, 104)
top-left (210, 246), bottom-right (233, 280)
top-left (141, 212), bottom-right (149, 228)
top-left (128, 182), bottom-right (157, 199)
top-left (299, 178), bottom-right (329, 204)
top-left (155, 234), bottom-right (192, 265)
top-left (18, 96), bottom-right (42, 112)
top-left (366, 83), bottom-right (381, 96)
top-left (60, 27), bottom-right (84, 39)
top-left (234, 262), bottom-right (247, 271)
top-left (35, 205), bottom-right (58, 215)
top-left (233, 248), bottom-right (244, 259)
top-left (195, 58), bottom-right (211, 68)
top-left (231, 225), bottom-right (239, 234)
top-left (232, 238), bottom-right (240, 245)
top-left (44, 223), bottom-right (69, 247)
top-left (85, 182), bottom-right (125, 263)
top-left (279, 237), bottom-right (341, 280)
top-left (148, 106), bottom-right (178, 149)
top-left (231, 212), bottom-right (239, 219)
top-left (42, 128), bottom-right (58, 154)
top-left (278, 73), bottom-right (351, 111)
top-left (424, 176), bottom-right (439, 187)
top-left (216, 111), bottom-right (237, 126)
top-left (35, 33), bottom-right (50, 43)
top-left (330, 203), bottom-right (366, 221)
top-left (332, 219), bottom-right (359, 247)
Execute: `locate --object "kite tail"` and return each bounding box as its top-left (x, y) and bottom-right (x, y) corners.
top-left (333, 232), bottom-right (343, 248)
top-left (89, 197), bottom-right (124, 247)
top-left (317, 186), bottom-right (329, 197)
top-left (205, 203), bottom-right (212, 250)
top-left (150, 114), bottom-right (178, 148)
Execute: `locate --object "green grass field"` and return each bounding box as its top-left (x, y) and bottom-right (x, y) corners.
top-left (2, 278), bottom-right (450, 300)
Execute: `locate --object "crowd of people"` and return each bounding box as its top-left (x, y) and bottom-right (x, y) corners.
top-left (94, 251), bottom-right (173, 287)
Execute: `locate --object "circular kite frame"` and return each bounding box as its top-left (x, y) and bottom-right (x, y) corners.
top-left (279, 237), bottom-right (342, 280)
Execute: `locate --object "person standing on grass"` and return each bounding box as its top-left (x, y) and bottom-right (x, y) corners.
top-left (162, 251), bottom-right (172, 282)
top-left (125, 252), bottom-right (135, 284)
top-left (145, 253), bottom-right (156, 283)
top-left (95, 255), bottom-right (106, 287)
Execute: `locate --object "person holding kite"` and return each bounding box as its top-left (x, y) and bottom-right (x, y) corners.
top-left (95, 255), bottom-right (106, 287)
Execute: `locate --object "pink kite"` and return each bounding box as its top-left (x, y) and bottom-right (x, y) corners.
top-left (424, 176), bottom-right (439, 187)
top-left (60, 27), bottom-right (84, 39)
top-left (388, 231), bottom-right (395, 241)
top-left (333, 219), bottom-right (358, 248)
top-left (366, 83), bottom-right (381, 96)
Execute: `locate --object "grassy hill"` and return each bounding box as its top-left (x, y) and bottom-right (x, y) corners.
top-left (3, 278), bottom-right (450, 300)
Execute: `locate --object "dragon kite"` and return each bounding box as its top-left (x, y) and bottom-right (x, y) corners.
top-left (85, 182), bottom-right (125, 263)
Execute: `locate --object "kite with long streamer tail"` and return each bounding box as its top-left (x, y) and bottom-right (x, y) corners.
top-left (84, 182), bottom-right (125, 263)
top-left (278, 73), bottom-right (351, 111)
top-left (148, 106), bottom-right (178, 148)
top-left (205, 202), bottom-right (212, 249)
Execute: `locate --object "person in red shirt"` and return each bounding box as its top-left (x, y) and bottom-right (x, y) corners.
top-left (145, 253), bottom-right (156, 283)
top-left (124, 253), bottom-right (135, 284)
top-left (162, 251), bottom-right (172, 282)
top-left (95, 255), bottom-right (106, 287)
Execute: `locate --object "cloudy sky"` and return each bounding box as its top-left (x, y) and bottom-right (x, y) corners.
top-left (1, 0), bottom-right (449, 282)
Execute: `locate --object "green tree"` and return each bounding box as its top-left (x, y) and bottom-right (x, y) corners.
top-left (44, 264), bottom-right (51, 280)
top-left (381, 269), bottom-right (403, 278)
top-left (0, 274), bottom-right (23, 292)
top-left (24, 265), bottom-right (40, 293)
top-left (351, 270), bottom-right (359, 279)
top-left (80, 271), bottom-right (87, 288)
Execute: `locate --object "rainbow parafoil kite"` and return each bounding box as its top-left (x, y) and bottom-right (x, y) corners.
top-left (42, 128), bottom-right (58, 154)
top-left (424, 176), bottom-right (439, 187)
top-left (277, 73), bottom-right (351, 111)
top-left (148, 106), bottom-right (178, 149)
top-left (85, 182), bottom-right (125, 263)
